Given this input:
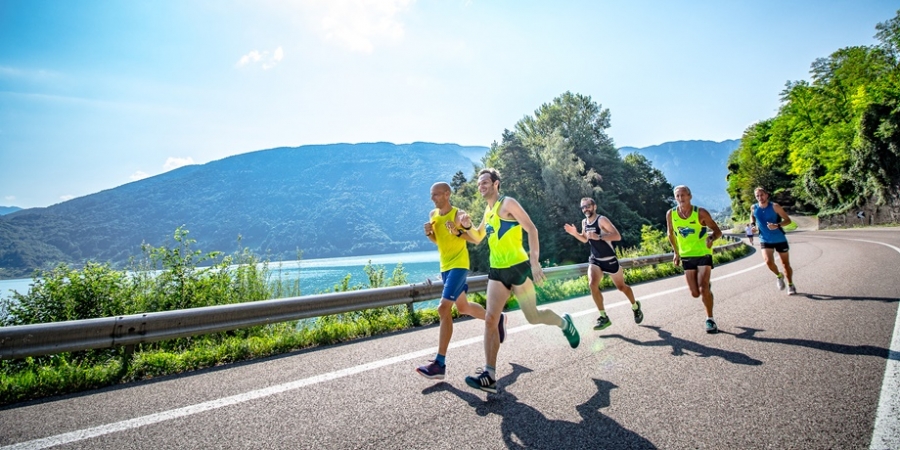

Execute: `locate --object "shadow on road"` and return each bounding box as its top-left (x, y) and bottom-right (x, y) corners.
top-left (801, 292), bottom-right (899, 304)
top-left (723, 327), bottom-right (893, 360)
top-left (423, 364), bottom-right (656, 449)
top-left (601, 325), bottom-right (762, 366)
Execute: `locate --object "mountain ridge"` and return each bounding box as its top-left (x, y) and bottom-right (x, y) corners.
top-left (619, 139), bottom-right (739, 210)
top-left (0, 142), bottom-right (483, 278)
top-left (0, 139), bottom-right (737, 279)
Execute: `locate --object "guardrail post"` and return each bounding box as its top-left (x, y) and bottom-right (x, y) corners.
top-left (120, 344), bottom-right (135, 374)
top-left (406, 302), bottom-right (420, 326)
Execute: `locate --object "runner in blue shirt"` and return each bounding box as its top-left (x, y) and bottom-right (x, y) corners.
top-left (751, 187), bottom-right (797, 295)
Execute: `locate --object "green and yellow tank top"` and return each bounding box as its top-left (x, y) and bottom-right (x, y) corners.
top-left (432, 207), bottom-right (469, 271)
top-left (483, 197), bottom-right (529, 269)
top-left (670, 206), bottom-right (712, 258)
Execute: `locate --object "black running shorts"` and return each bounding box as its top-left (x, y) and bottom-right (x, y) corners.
top-left (761, 241), bottom-right (790, 253)
top-left (488, 261), bottom-right (533, 290)
top-left (681, 254), bottom-right (713, 271)
top-left (589, 256), bottom-right (621, 274)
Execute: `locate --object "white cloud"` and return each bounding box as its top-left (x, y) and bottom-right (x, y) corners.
top-left (293, 0), bottom-right (414, 53)
top-left (237, 46), bottom-right (284, 70)
top-left (130, 171), bottom-right (150, 181)
top-left (4, 195), bottom-right (15, 202)
top-left (60, 195), bottom-right (74, 202)
top-left (237, 50), bottom-right (263, 67)
top-left (164, 157), bottom-right (195, 171)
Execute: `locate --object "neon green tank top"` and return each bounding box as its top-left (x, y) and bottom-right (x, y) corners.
top-left (671, 206), bottom-right (712, 258)
top-left (483, 197), bottom-right (529, 269)
top-left (432, 207), bottom-right (469, 271)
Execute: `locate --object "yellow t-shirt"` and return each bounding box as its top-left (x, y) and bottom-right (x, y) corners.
top-left (432, 207), bottom-right (469, 271)
top-left (483, 197), bottom-right (529, 269)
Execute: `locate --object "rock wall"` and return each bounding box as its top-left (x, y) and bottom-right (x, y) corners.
top-left (817, 190), bottom-right (900, 229)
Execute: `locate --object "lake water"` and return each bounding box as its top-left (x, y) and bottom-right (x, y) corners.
top-left (0, 250), bottom-right (444, 301)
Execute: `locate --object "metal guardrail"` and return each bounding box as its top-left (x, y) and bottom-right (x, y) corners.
top-left (0, 240), bottom-right (743, 360)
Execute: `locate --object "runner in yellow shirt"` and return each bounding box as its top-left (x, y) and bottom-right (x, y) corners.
top-left (456, 169), bottom-right (580, 393)
top-left (666, 185), bottom-right (723, 333)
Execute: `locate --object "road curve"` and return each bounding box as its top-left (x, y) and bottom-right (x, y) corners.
top-left (1, 227), bottom-right (898, 450)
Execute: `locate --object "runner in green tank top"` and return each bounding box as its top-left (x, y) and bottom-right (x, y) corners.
top-left (666, 185), bottom-right (723, 333)
top-left (454, 168), bottom-right (580, 394)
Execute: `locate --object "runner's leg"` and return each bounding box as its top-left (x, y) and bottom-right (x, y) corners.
top-left (455, 291), bottom-right (486, 320)
top-left (515, 278), bottom-right (564, 327)
top-left (588, 264), bottom-right (606, 311)
top-left (609, 267), bottom-right (636, 304)
top-left (484, 280), bottom-right (508, 369)
top-left (762, 247), bottom-right (780, 276)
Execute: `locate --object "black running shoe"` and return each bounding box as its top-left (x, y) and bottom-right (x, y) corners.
top-left (633, 301), bottom-right (644, 324)
top-left (593, 315), bottom-right (611, 330)
top-left (465, 369), bottom-right (497, 393)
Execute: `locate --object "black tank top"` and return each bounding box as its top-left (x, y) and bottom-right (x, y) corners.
top-left (584, 216), bottom-right (617, 259)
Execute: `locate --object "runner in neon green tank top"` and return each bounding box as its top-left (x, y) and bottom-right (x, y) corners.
top-left (414, 182), bottom-right (507, 381)
top-left (666, 185), bottom-right (723, 333)
top-left (455, 168), bottom-right (580, 393)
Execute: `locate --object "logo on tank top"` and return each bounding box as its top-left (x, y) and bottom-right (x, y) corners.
top-left (678, 227), bottom-right (706, 239)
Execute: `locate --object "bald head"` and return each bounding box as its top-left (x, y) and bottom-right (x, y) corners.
top-left (432, 182), bottom-right (451, 194)
top-left (430, 182), bottom-right (452, 209)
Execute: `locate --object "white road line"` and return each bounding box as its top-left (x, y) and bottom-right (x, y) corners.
top-left (813, 235), bottom-right (900, 450)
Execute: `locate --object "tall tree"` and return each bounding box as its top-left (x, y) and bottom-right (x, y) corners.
top-left (456, 92), bottom-right (675, 271)
top-left (727, 10), bottom-right (900, 215)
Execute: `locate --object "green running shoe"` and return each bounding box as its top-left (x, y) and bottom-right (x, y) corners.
top-left (562, 313), bottom-right (580, 348)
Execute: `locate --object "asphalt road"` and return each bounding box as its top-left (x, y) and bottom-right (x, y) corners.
top-left (1, 227), bottom-right (898, 450)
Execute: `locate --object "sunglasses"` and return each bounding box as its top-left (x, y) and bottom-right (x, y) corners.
top-left (580, 205), bottom-right (592, 210)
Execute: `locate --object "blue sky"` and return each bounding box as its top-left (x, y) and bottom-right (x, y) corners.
top-left (1, 1), bottom-right (897, 208)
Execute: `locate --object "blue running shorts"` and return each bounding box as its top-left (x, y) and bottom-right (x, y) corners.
top-left (441, 268), bottom-right (469, 300)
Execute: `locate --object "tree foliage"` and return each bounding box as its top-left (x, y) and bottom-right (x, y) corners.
top-left (727, 10), bottom-right (900, 216)
top-left (453, 92), bottom-right (673, 271)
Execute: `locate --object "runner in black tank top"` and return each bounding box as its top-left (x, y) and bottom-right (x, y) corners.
top-left (564, 197), bottom-right (644, 331)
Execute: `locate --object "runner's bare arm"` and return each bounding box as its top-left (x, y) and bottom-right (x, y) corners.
top-left (666, 210), bottom-right (681, 266)
top-left (598, 216), bottom-right (622, 242)
top-left (459, 209), bottom-right (486, 244)
top-left (424, 210), bottom-right (437, 244)
top-left (698, 207), bottom-right (722, 248)
top-left (772, 203), bottom-right (792, 227)
top-left (455, 210), bottom-right (480, 244)
top-left (564, 221), bottom-right (588, 243)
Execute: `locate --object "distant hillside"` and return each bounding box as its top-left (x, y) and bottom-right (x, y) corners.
top-left (0, 142), bottom-right (485, 279)
top-left (456, 146), bottom-right (490, 165)
top-left (619, 140), bottom-right (739, 210)
top-left (0, 206), bottom-right (21, 216)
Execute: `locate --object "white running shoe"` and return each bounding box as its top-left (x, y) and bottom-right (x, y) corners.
top-left (776, 276), bottom-right (786, 290)
top-left (787, 284), bottom-right (797, 295)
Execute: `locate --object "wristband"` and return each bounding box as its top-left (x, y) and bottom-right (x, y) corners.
top-left (462, 225), bottom-right (472, 230)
